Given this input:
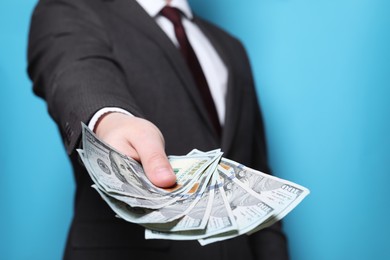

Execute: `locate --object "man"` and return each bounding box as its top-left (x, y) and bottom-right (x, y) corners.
top-left (27, 0), bottom-right (289, 259)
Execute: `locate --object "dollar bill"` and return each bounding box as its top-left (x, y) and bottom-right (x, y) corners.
top-left (81, 124), bottom-right (166, 199)
top-left (80, 123), bottom-right (223, 225)
top-left (145, 172), bottom-right (238, 240)
top-left (78, 122), bottom-right (310, 245)
top-left (92, 169), bottom-right (215, 225)
top-left (219, 158), bottom-right (310, 234)
top-left (92, 184), bottom-right (186, 224)
top-left (80, 123), bottom-right (219, 199)
top-left (143, 152), bottom-right (219, 232)
top-left (143, 180), bottom-right (213, 233)
top-left (198, 168), bottom-right (276, 245)
top-left (165, 153), bottom-right (221, 196)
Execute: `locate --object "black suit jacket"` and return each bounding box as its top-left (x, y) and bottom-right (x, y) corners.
top-left (27, 0), bottom-right (289, 259)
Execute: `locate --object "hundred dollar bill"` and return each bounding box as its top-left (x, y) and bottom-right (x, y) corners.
top-left (81, 124), bottom-right (165, 198)
top-left (198, 168), bottom-right (276, 245)
top-left (92, 185), bottom-right (186, 224)
top-left (80, 123), bottom-right (223, 220)
top-left (80, 123), bottom-right (219, 200)
top-left (143, 182), bottom-right (213, 233)
top-left (93, 183), bottom-right (177, 209)
top-left (92, 171), bottom-right (218, 225)
top-left (165, 152), bottom-right (222, 196)
top-left (143, 151), bottom-right (223, 229)
top-left (77, 149), bottom-right (177, 209)
top-left (143, 152), bottom-right (219, 232)
top-left (187, 148), bottom-right (222, 157)
top-left (145, 172), bottom-right (238, 240)
top-left (219, 158), bottom-right (310, 234)
top-left (78, 123), bottom-right (310, 243)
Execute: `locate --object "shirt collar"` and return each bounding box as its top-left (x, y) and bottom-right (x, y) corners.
top-left (135, 0), bottom-right (193, 19)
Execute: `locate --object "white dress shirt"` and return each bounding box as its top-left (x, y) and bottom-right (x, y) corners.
top-left (89, 0), bottom-right (228, 130)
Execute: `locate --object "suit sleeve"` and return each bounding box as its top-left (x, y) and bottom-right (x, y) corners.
top-left (27, 0), bottom-right (143, 155)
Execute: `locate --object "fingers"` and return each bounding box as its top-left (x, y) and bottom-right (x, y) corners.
top-left (94, 112), bottom-right (176, 188)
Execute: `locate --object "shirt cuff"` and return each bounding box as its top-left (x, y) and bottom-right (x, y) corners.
top-left (88, 107), bottom-right (134, 131)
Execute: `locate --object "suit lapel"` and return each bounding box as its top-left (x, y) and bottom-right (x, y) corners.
top-left (103, 0), bottom-right (219, 138)
top-left (194, 18), bottom-right (242, 153)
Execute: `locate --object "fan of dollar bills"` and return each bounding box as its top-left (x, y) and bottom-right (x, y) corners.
top-left (77, 123), bottom-right (310, 245)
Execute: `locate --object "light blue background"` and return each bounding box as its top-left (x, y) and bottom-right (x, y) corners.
top-left (1, 1), bottom-right (389, 259)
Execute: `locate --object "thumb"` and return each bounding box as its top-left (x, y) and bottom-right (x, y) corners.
top-left (132, 132), bottom-right (176, 188)
top-left (140, 150), bottom-right (177, 188)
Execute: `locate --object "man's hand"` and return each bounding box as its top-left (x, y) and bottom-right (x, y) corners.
top-left (94, 112), bottom-right (177, 188)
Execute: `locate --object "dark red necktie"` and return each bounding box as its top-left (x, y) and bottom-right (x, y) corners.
top-left (160, 6), bottom-right (222, 137)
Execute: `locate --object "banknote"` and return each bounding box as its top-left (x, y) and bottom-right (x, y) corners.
top-left (198, 168), bottom-right (276, 245)
top-left (219, 158), bottom-right (310, 234)
top-left (80, 123), bottom-right (222, 225)
top-left (166, 152), bottom-right (222, 197)
top-left (77, 149), bottom-right (178, 209)
top-left (81, 125), bottom-right (166, 199)
top-left (145, 172), bottom-right (238, 240)
top-left (92, 184), bottom-right (186, 224)
top-left (80, 123), bottom-right (220, 199)
top-left (143, 178), bottom-right (213, 233)
top-left (78, 122), bottom-right (310, 245)
top-left (143, 151), bottom-right (220, 232)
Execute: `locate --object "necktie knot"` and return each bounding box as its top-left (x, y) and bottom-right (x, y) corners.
top-left (160, 6), bottom-right (182, 26)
